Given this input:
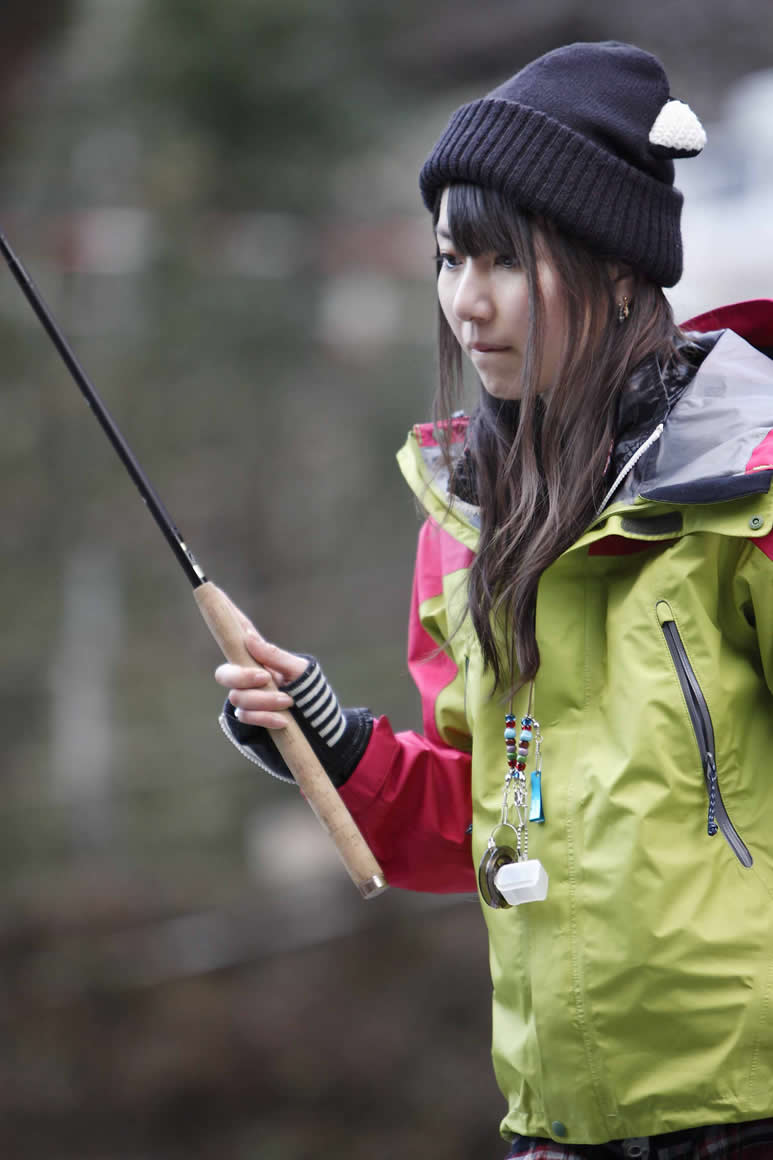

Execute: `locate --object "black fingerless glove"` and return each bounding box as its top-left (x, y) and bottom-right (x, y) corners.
top-left (219, 655), bottom-right (373, 789)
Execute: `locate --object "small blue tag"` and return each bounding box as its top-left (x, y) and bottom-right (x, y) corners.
top-left (529, 770), bottom-right (545, 823)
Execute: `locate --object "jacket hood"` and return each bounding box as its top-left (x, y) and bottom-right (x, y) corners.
top-left (610, 326), bottom-right (773, 508)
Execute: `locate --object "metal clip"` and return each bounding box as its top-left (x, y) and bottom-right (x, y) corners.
top-left (622, 1139), bottom-right (649, 1160)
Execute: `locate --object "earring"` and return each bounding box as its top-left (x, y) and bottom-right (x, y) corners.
top-left (617, 296), bottom-right (631, 323)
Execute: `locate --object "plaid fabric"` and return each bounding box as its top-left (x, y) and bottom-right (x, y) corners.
top-left (505, 1117), bottom-right (773, 1159)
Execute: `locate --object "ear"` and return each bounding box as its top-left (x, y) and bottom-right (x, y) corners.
top-left (608, 262), bottom-right (635, 305)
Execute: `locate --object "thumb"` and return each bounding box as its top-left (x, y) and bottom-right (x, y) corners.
top-left (244, 631), bottom-right (308, 686)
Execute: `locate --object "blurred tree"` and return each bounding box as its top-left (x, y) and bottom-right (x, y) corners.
top-left (134, 0), bottom-right (418, 211)
top-left (0, 1), bottom-right (75, 142)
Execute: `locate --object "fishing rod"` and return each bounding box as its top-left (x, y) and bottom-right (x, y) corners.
top-left (0, 228), bottom-right (387, 901)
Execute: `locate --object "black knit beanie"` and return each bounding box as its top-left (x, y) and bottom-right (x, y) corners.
top-left (419, 41), bottom-right (706, 286)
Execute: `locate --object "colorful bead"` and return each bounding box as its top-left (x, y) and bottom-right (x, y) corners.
top-left (504, 727), bottom-right (517, 740)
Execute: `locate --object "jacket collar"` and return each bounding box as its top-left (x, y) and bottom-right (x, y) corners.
top-left (608, 332), bottom-right (719, 482)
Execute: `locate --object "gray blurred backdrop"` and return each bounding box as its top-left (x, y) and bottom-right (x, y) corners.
top-left (1, 3), bottom-right (770, 1157)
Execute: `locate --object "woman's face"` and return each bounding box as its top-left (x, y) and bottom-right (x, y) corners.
top-left (435, 188), bottom-right (566, 400)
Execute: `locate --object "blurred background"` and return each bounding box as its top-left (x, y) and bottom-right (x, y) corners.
top-left (0, 2), bottom-right (770, 1157)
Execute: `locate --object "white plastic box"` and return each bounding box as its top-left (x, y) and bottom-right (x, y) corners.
top-left (495, 859), bottom-right (549, 905)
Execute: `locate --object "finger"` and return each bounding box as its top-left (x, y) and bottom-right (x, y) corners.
top-left (214, 663), bottom-right (272, 690)
top-left (244, 632), bottom-right (307, 684)
top-left (228, 688), bottom-right (294, 712)
top-left (232, 708), bottom-right (289, 730)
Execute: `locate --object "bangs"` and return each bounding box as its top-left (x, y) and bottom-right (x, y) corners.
top-left (438, 183), bottom-right (531, 259)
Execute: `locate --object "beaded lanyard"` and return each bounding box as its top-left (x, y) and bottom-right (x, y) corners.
top-left (478, 682), bottom-right (549, 909)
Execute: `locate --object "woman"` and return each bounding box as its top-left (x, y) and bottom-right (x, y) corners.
top-left (216, 42), bottom-right (773, 1159)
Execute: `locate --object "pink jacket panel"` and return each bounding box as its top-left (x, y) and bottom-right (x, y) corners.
top-left (408, 518), bottom-right (474, 745)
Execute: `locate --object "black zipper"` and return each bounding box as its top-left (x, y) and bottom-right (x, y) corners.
top-left (656, 601), bottom-right (752, 868)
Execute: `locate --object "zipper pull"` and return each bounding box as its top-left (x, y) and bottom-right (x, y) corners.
top-left (705, 753), bottom-right (719, 836)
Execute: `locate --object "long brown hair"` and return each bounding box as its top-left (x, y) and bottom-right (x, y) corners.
top-left (434, 183), bottom-right (683, 694)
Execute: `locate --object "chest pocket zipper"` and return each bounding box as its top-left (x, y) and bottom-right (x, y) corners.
top-left (656, 600), bottom-right (753, 868)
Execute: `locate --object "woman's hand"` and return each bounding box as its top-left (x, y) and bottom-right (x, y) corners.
top-left (213, 598), bottom-right (373, 790)
top-left (214, 627), bottom-right (307, 730)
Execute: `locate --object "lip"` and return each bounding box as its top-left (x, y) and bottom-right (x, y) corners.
top-left (469, 343), bottom-right (511, 354)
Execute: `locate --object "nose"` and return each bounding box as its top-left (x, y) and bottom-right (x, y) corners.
top-left (452, 259), bottom-right (494, 324)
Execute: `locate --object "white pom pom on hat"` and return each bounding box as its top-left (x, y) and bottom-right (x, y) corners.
top-left (649, 98), bottom-right (707, 157)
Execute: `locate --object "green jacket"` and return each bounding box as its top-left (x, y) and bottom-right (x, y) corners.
top-left (371, 320), bottom-right (773, 1144)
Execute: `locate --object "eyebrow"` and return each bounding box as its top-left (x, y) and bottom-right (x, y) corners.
top-left (435, 227), bottom-right (452, 241)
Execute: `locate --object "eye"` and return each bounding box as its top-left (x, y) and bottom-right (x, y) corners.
top-left (436, 250), bottom-right (462, 271)
top-left (495, 253), bottom-right (520, 269)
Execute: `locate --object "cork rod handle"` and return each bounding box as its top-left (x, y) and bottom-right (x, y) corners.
top-left (194, 581), bottom-right (388, 899)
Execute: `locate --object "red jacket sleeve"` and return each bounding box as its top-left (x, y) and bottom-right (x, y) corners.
top-left (339, 520), bottom-right (477, 893)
